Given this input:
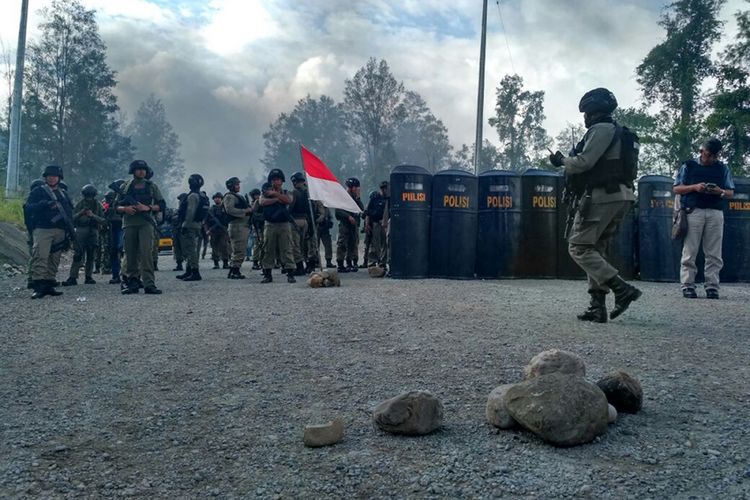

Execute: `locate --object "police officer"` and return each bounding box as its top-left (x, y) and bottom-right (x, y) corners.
top-left (223, 177), bottom-right (252, 279)
top-left (249, 188), bottom-right (264, 270)
top-left (103, 188), bottom-right (124, 284)
top-left (116, 160), bottom-right (165, 294)
top-left (171, 193), bottom-right (187, 271)
top-left (289, 172), bottom-right (315, 274)
top-left (23, 178), bottom-right (47, 289)
top-left (366, 180), bottom-right (390, 269)
top-left (176, 174), bottom-right (206, 281)
top-left (335, 177), bottom-right (364, 272)
top-left (25, 166), bottom-right (73, 298)
top-left (205, 192), bottom-right (231, 269)
top-left (63, 184), bottom-right (105, 286)
top-left (549, 88), bottom-right (641, 322)
top-left (312, 200), bottom-right (334, 268)
top-left (144, 165), bottom-right (162, 271)
top-left (260, 171), bottom-right (296, 284)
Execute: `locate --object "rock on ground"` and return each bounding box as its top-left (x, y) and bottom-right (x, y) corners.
top-left (373, 390), bottom-right (443, 436)
top-left (596, 371), bottom-right (643, 413)
top-left (523, 348), bottom-right (586, 380)
top-left (486, 384), bottom-right (517, 429)
top-left (303, 418), bottom-right (344, 447)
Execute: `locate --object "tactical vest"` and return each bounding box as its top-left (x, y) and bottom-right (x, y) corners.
top-left (125, 180), bottom-right (156, 205)
top-left (264, 191), bottom-right (291, 223)
top-left (226, 192), bottom-right (249, 221)
top-left (682, 160), bottom-right (727, 210)
top-left (290, 187), bottom-right (309, 217)
top-left (368, 195), bottom-right (388, 222)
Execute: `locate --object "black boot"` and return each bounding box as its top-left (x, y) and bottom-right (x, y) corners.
top-left (84, 276), bottom-right (96, 285)
top-left (261, 269), bottom-right (273, 283)
top-left (350, 259), bottom-right (359, 272)
top-left (176, 267), bottom-right (191, 280)
top-left (173, 261), bottom-right (184, 271)
top-left (577, 290), bottom-right (608, 323)
top-left (306, 260), bottom-right (316, 274)
top-left (109, 275), bottom-right (121, 284)
top-left (326, 259), bottom-right (334, 268)
top-left (62, 277), bottom-right (77, 286)
top-left (213, 259), bottom-right (220, 269)
top-left (359, 259), bottom-right (368, 269)
top-left (294, 261), bottom-right (305, 276)
top-left (286, 268), bottom-right (296, 283)
top-left (44, 280), bottom-right (63, 296)
top-left (183, 267), bottom-right (202, 281)
top-left (337, 260), bottom-right (348, 273)
top-left (223, 259), bottom-right (230, 269)
top-left (251, 260), bottom-right (260, 270)
top-left (121, 277), bottom-right (139, 294)
top-left (605, 275), bottom-right (642, 320)
top-left (30, 281), bottom-right (49, 299)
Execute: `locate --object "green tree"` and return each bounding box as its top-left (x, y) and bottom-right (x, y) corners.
top-left (343, 58), bottom-right (404, 185)
top-left (127, 94), bottom-right (185, 195)
top-left (21, 0), bottom-right (131, 190)
top-left (636, 0), bottom-right (726, 168)
top-left (393, 91), bottom-right (452, 173)
top-left (488, 74), bottom-right (550, 171)
top-left (449, 140), bottom-right (503, 173)
top-left (262, 94), bottom-right (362, 182)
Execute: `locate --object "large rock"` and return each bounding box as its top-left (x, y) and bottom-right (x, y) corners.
top-left (307, 270), bottom-right (341, 288)
top-left (596, 371), bottom-right (643, 414)
top-left (486, 384), bottom-right (517, 429)
top-left (303, 418), bottom-right (344, 447)
top-left (504, 373), bottom-right (609, 446)
top-left (523, 349), bottom-right (586, 380)
top-left (373, 391), bottom-right (443, 435)
top-left (368, 266), bottom-right (386, 278)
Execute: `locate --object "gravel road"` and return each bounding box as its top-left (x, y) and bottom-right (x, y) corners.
top-left (1, 255), bottom-right (749, 499)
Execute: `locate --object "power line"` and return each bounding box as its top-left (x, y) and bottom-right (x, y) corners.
top-left (495, 0), bottom-right (516, 75)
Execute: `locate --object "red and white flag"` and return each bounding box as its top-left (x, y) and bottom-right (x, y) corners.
top-left (300, 145), bottom-right (362, 213)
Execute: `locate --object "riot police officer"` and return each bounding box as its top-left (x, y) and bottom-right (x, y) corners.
top-left (335, 177), bottom-right (364, 272)
top-left (63, 184), bottom-right (105, 286)
top-left (366, 180), bottom-right (390, 269)
top-left (260, 171), bottom-right (296, 283)
top-left (176, 174), bottom-right (206, 281)
top-left (116, 160), bottom-right (165, 294)
top-left (223, 177), bottom-right (252, 279)
top-left (289, 171), bottom-right (315, 274)
top-left (549, 88), bottom-right (641, 322)
top-left (249, 188), bottom-right (264, 270)
top-left (205, 192), bottom-right (231, 269)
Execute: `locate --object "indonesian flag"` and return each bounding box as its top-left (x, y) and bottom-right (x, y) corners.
top-left (300, 145), bottom-right (362, 213)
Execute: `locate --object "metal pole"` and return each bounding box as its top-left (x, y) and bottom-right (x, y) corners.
top-left (473, 0), bottom-right (488, 175)
top-left (5, 0), bottom-right (29, 198)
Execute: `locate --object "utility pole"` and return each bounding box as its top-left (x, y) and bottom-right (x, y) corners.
top-left (5, 0), bottom-right (29, 198)
top-left (473, 0), bottom-right (488, 175)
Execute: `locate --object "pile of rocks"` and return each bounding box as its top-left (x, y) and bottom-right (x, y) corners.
top-left (486, 349), bottom-right (642, 446)
top-left (307, 270), bottom-right (341, 288)
top-left (303, 349), bottom-right (642, 449)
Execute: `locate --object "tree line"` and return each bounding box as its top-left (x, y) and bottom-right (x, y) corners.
top-left (0, 0), bottom-right (184, 196)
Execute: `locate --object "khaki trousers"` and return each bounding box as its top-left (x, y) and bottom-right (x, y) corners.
top-left (180, 227), bottom-right (202, 268)
top-left (568, 200), bottom-right (632, 291)
top-left (318, 226), bottom-right (332, 260)
top-left (30, 228), bottom-right (66, 281)
top-left (336, 222), bottom-right (359, 261)
top-left (262, 222), bottom-right (295, 271)
top-left (69, 226), bottom-right (99, 279)
top-left (124, 224), bottom-right (156, 288)
top-left (368, 222), bottom-right (388, 266)
top-left (252, 225), bottom-right (264, 263)
top-left (680, 208), bottom-right (724, 290)
top-left (210, 228), bottom-right (230, 261)
top-left (228, 222), bottom-right (250, 268)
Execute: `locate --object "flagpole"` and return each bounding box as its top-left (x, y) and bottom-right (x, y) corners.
top-left (299, 145), bottom-right (324, 273)
top-left (473, 0), bottom-right (488, 175)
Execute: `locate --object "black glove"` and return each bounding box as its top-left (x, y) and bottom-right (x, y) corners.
top-left (549, 151), bottom-right (565, 167)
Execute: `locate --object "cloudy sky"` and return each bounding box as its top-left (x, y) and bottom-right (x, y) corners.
top-left (0, 0), bottom-right (745, 188)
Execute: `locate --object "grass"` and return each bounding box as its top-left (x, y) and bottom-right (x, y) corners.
top-left (0, 192), bottom-right (25, 227)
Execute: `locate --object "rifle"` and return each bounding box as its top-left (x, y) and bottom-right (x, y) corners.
top-left (205, 207), bottom-right (226, 233)
top-left (42, 185), bottom-right (76, 253)
top-left (110, 180), bottom-right (160, 227)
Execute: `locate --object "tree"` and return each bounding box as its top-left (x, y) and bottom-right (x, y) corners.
top-left (488, 74), bottom-right (550, 171)
top-left (261, 94), bottom-right (363, 183)
top-left (343, 58), bottom-right (404, 185)
top-left (392, 91), bottom-right (452, 173)
top-left (21, 0), bottom-right (131, 190)
top-left (127, 94), bottom-right (185, 195)
top-left (636, 0), bottom-right (726, 167)
top-left (449, 140), bottom-right (503, 173)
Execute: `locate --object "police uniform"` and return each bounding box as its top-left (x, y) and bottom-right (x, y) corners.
top-left (104, 189), bottom-right (124, 284)
top-left (260, 171), bottom-right (296, 284)
top-left (313, 201), bottom-right (333, 267)
top-left (205, 194), bottom-right (231, 269)
top-left (249, 191), bottom-right (265, 269)
top-left (223, 177), bottom-right (251, 279)
top-left (117, 160), bottom-right (165, 294)
top-left (64, 186), bottom-right (105, 285)
top-left (25, 166), bottom-right (73, 298)
top-left (335, 179), bottom-right (364, 272)
top-left (367, 184), bottom-right (389, 268)
top-left (551, 88), bottom-right (641, 322)
top-left (176, 174), bottom-right (206, 281)
top-left (171, 195), bottom-right (186, 270)
top-left (289, 174), bottom-right (315, 274)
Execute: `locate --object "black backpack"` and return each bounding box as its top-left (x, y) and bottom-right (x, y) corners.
top-left (618, 125), bottom-right (640, 187)
top-left (194, 192), bottom-right (211, 222)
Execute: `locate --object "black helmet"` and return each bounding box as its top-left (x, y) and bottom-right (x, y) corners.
top-left (290, 171), bottom-right (305, 184)
top-left (212, 191), bottom-right (223, 199)
top-left (30, 178), bottom-right (45, 191)
top-left (249, 188), bottom-right (261, 197)
top-left (578, 88), bottom-right (617, 114)
top-left (369, 190), bottom-right (378, 200)
top-left (267, 168), bottom-right (285, 182)
top-left (104, 190), bottom-right (116, 200)
top-left (58, 181), bottom-right (68, 191)
top-left (81, 184), bottom-right (98, 198)
top-left (129, 160), bottom-right (149, 175)
top-left (345, 177), bottom-right (360, 188)
top-left (225, 176), bottom-right (240, 191)
top-left (42, 165), bottom-right (64, 179)
top-left (177, 193), bottom-right (188, 202)
top-left (379, 180), bottom-right (389, 189)
top-left (145, 165), bottom-right (154, 180)
top-left (188, 174), bottom-right (204, 190)
top-left (108, 179), bottom-right (126, 192)
top-left (261, 182), bottom-right (272, 193)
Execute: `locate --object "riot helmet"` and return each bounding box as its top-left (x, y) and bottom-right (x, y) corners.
top-left (261, 182), bottom-right (272, 193)
top-left (290, 171), bottom-right (305, 184)
top-left (249, 188), bottom-right (261, 198)
top-left (188, 173), bottom-right (204, 190)
top-left (267, 169), bottom-right (285, 183)
top-left (212, 192), bottom-right (223, 199)
top-left (345, 177), bottom-right (360, 188)
top-left (104, 190), bottom-right (116, 201)
top-left (42, 165), bottom-right (64, 179)
top-left (225, 176), bottom-right (241, 191)
top-left (578, 88), bottom-right (618, 114)
top-left (129, 160), bottom-right (149, 175)
top-left (81, 184), bottom-right (98, 198)
top-left (145, 165), bottom-right (154, 179)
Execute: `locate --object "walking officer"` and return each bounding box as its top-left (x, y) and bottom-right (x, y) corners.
top-left (176, 174), bottom-right (207, 281)
top-left (549, 88), bottom-right (641, 322)
top-left (63, 184), bottom-right (106, 286)
top-left (205, 192), bottom-right (231, 269)
top-left (223, 177), bottom-right (252, 279)
top-left (335, 177), bottom-right (364, 272)
top-left (116, 160), bottom-right (165, 295)
top-left (260, 171), bottom-right (296, 284)
top-left (25, 165), bottom-right (74, 299)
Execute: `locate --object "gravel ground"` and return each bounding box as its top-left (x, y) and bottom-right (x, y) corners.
top-left (1, 255), bottom-right (749, 499)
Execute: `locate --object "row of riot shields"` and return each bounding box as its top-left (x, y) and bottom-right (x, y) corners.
top-left (389, 165), bottom-right (750, 282)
